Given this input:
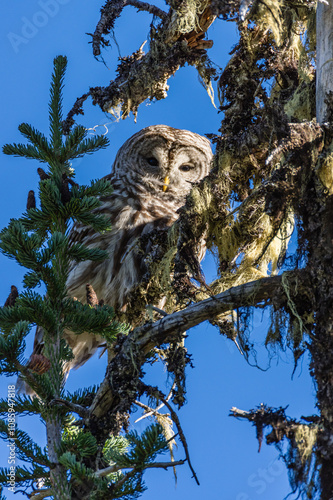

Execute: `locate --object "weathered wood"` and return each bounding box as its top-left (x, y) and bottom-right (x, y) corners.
top-left (315, 8), bottom-right (333, 495)
top-left (316, 1), bottom-right (333, 123)
top-left (89, 271), bottom-right (305, 419)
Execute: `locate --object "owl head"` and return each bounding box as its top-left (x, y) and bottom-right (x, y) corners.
top-left (112, 125), bottom-right (213, 199)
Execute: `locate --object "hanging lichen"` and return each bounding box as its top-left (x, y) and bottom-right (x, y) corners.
top-left (167, 0), bottom-right (211, 38)
top-left (294, 424), bottom-right (318, 464)
top-left (316, 142), bottom-right (333, 195)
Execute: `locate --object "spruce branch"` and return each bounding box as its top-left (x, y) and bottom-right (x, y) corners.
top-left (0, 54), bottom-right (122, 500)
top-left (61, 125), bottom-right (87, 158)
top-left (0, 395), bottom-right (41, 416)
top-left (18, 123), bottom-right (52, 157)
top-left (0, 292), bottom-right (58, 333)
top-left (49, 55), bottom-right (67, 151)
top-left (0, 464), bottom-right (49, 486)
top-left (73, 177), bottom-right (113, 198)
top-left (67, 134), bottom-right (109, 158)
top-left (0, 421), bottom-right (50, 467)
top-left (61, 124), bottom-right (109, 160)
top-left (67, 243), bottom-right (108, 263)
top-left (0, 321), bottom-right (30, 373)
top-left (64, 385), bottom-right (99, 407)
top-left (2, 143), bottom-right (49, 163)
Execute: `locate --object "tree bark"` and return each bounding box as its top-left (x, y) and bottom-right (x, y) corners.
top-left (307, 195), bottom-right (333, 499)
top-left (313, 4), bottom-right (333, 497)
top-left (46, 416), bottom-right (71, 499)
top-left (316, 0), bottom-right (333, 123)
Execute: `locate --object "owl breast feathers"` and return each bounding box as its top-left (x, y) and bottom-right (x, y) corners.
top-left (19, 125), bottom-right (213, 390)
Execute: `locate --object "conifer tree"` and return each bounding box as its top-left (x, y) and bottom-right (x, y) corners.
top-left (0, 56), bottom-right (174, 500)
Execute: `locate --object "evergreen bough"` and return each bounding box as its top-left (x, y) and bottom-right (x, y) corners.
top-left (0, 56), bottom-right (170, 500)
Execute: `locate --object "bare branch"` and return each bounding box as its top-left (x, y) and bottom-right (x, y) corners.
top-left (230, 407), bottom-right (251, 419)
top-left (134, 273), bottom-right (298, 352)
top-left (146, 385), bottom-right (200, 485)
top-left (147, 305), bottom-right (169, 317)
top-left (50, 398), bottom-right (90, 419)
top-left (95, 459), bottom-right (185, 478)
top-left (29, 489), bottom-right (52, 500)
top-left (134, 382), bottom-right (174, 422)
top-left (126, 0), bottom-right (167, 19)
top-left (229, 404), bottom-right (319, 453)
top-left (92, 0), bottom-right (127, 57)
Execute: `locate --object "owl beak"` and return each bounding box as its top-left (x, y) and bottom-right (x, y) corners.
top-left (162, 176), bottom-right (170, 192)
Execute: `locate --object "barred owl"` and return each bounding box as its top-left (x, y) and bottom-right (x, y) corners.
top-left (18, 125), bottom-right (212, 393)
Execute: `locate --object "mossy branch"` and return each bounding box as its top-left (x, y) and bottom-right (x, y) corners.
top-left (63, 0), bottom-right (215, 129)
top-left (89, 270), bottom-right (307, 420)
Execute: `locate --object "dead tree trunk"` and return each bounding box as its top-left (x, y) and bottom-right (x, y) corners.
top-left (316, 0), bottom-right (333, 123)
top-left (308, 4), bottom-right (333, 496)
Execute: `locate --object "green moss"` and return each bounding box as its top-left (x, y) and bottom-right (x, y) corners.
top-left (284, 81), bottom-right (316, 122)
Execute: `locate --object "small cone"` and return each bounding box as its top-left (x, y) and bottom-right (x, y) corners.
top-left (27, 190), bottom-right (36, 209)
top-left (86, 283), bottom-right (99, 307)
top-left (4, 285), bottom-right (18, 307)
top-left (37, 167), bottom-right (50, 181)
top-left (27, 354), bottom-right (51, 375)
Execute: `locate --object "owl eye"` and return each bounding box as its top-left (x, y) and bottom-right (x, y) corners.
top-left (179, 164), bottom-right (194, 172)
top-left (146, 157), bottom-right (159, 167)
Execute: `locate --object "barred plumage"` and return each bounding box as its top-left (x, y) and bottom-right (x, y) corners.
top-left (18, 125), bottom-right (212, 393)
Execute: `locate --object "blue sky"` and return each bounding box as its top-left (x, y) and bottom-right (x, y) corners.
top-left (0, 2), bottom-right (316, 499)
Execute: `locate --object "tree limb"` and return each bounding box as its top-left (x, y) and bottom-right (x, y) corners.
top-left (50, 398), bottom-right (90, 419)
top-left (95, 459), bottom-right (186, 478)
top-left (126, 0), bottom-right (167, 20)
top-left (134, 381), bottom-right (175, 423)
top-left (63, 0), bottom-right (216, 128)
top-left (89, 270), bottom-right (305, 420)
top-left (29, 488), bottom-right (52, 499)
top-left (140, 383), bottom-right (200, 485)
top-left (229, 404), bottom-right (319, 454)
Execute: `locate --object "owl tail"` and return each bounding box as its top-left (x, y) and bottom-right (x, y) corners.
top-left (16, 325), bottom-right (47, 396)
top-left (16, 326), bottom-right (66, 397)
top-left (16, 326), bottom-right (106, 396)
